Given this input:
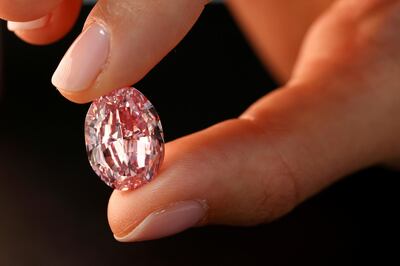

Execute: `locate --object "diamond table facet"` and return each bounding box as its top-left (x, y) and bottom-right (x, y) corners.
top-left (85, 87), bottom-right (164, 191)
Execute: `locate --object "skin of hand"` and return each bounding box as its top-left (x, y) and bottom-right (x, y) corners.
top-left (2, 0), bottom-right (400, 242)
top-left (228, 0), bottom-right (335, 82)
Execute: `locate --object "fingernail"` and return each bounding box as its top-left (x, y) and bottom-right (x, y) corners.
top-left (114, 201), bottom-right (207, 242)
top-left (7, 15), bottom-right (50, 31)
top-left (51, 23), bottom-right (109, 92)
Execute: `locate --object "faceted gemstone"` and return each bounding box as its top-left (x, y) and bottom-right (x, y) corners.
top-left (85, 87), bottom-right (164, 191)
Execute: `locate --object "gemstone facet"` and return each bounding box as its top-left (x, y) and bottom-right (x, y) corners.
top-left (85, 87), bottom-right (164, 191)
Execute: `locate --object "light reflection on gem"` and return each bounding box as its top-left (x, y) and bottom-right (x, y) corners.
top-left (85, 87), bottom-right (164, 190)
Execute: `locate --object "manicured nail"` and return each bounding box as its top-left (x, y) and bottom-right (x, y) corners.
top-left (51, 23), bottom-right (109, 92)
top-left (7, 15), bottom-right (49, 31)
top-left (114, 201), bottom-right (207, 242)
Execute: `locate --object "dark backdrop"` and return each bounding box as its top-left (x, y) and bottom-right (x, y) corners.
top-left (0, 4), bottom-right (398, 266)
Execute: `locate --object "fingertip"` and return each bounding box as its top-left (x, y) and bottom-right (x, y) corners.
top-left (7, 15), bottom-right (50, 32)
top-left (107, 190), bottom-right (129, 236)
top-left (107, 183), bottom-right (168, 237)
top-left (53, 0), bottom-right (206, 103)
top-left (10, 0), bottom-right (81, 45)
top-left (107, 143), bottom-right (212, 242)
top-left (0, 0), bottom-right (63, 21)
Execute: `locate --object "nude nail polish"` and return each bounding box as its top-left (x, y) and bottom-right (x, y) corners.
top-left (7, 15), bottom-right (50, 31)
top-left (114, 201), bottom-right (207, 242)
top-left (51, 23), bottom-right (109, 92)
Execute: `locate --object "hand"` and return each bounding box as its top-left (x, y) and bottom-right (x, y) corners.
top-left (2, 0), bottom-right (400, 242)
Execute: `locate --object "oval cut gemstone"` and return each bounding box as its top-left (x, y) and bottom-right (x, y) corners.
top-left (84, 87), bottom-right (164, 191)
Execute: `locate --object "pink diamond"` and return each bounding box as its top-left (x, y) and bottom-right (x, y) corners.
top-left (85, 87), bottom-right (164, 191)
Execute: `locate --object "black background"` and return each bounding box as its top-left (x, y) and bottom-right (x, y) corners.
top-left (0, 4), bottom-right (399, 266)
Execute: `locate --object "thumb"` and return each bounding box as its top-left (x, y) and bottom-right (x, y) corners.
top-left (108, 79), bottom-right (389, 242)
top-left (51, 0), bottom-right (209, 103)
